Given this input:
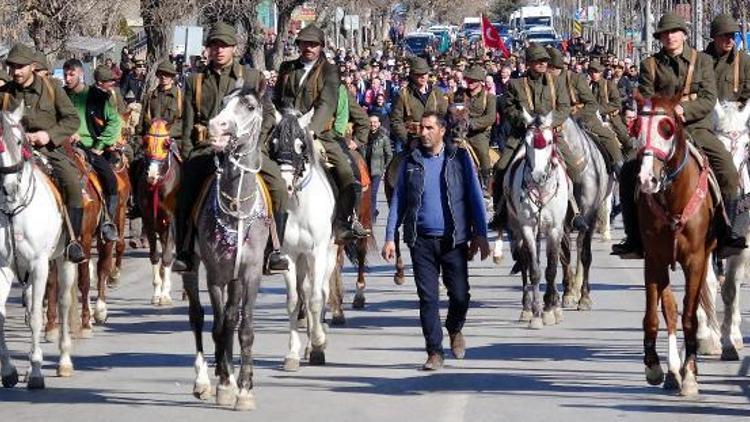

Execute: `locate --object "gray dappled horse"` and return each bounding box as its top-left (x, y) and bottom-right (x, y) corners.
top-left (181, 86), bottom-right (270, 411)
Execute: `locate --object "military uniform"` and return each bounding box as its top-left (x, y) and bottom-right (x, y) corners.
top-left (589, 62), bottom-right (630, 152)
top-left (463, 65), bottom-right (497, 180)
top-left (1, 44), bottom-right (86, 261)
top-left (704, 14), bottom-right (750, 104)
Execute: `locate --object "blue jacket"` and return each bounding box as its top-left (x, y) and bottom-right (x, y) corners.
top-left (386, 141), bottom-right (488, 248)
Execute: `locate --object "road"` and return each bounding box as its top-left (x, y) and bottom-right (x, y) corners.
top-left (1, 191), bottom-right (749, 421)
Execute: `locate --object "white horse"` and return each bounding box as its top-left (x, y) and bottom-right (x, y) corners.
top-left (268, 109), bottom-right (337, 371)
top-left (0, 104), bottom-right (77, 389)
top-left (499, 111), bottom-right (569, 329)
top-left (698, 100), bottom-right (750, 359)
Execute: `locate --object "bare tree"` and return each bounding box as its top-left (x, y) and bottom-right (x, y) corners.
top-left (270, 0), bottom-right (307, 70)
top-left (141, 0), bottom-right (196, 63)
top-left (198, 0), bottom-right (266, 69)
top-left (19, 0), bottom-right (101, 55)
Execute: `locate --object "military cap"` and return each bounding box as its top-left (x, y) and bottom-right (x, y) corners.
top-left (464, 65), bottom-right (486, 81)
top-left (653, 13), bottom-right (689, 38)
top-left (296, 25), bottom-right (325, 46)
top-left (546, 47), bottom-right (565, 69)
top-left (710, 14), bottom-right (740, 38)
top-left (155, 60), bottom-right (177, 75)
top-left (94, 65), bottom-right (115, 82)
top-left (525, 43), bottom-right (550, 62)
top-left (134, 58), bottom-right (146, 67)
top-left (587, 60), bottom-right (604, 73)
top-left (409, 57), bottom-right (430, 74)
top-left (206, 22), bottom-right (237, 46)
top-left (5, 44), bottom-right (36, 66)
top-left (33, 51), bottom-right (49, 71)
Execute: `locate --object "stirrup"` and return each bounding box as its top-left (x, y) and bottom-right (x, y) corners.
top-left (268, 251), bottom-right (290, 273)
top-left (66, 241), bottom-right (86, 264)
top-left (101, 221), bottom-right (119, 242)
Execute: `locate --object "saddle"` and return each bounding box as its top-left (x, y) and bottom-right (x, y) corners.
top-left (686, 141), bottom-right (723, 210)
top-left (32, 148), bottom-right (103, 206)
top-left (453, 138), bottom-right (500, 169)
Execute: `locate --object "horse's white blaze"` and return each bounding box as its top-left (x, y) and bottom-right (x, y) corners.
top-left (638, 154), bottom-right (659, 193)
top-left (667, 333), bottom-right (681, 375)
top-left (146, 162), bottom-right (161, 184)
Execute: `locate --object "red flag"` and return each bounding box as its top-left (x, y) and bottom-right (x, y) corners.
top-left (481, 14), bottom-right (510, 58)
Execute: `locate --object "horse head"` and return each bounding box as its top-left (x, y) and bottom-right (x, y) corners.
top-left (632, 92), bottom-right (685, 194)
top-left (143, 118), bottom-right (172, 185)
top-left (268, 108), bottom-right (315, 196)
top-left (0, 102), bottom-right (30, 195)
top-left (209, 83), bottom-right (263, 171)
top-left (522, 109), bottom-right (556, 183)
top-left (713, 100), bottom-right (750, 172)
top-left (446, 103), bottom-right (470, 144)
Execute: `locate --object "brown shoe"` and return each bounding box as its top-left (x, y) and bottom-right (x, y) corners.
top-left (421, 353), bottom-right (444, 371)
top-left (450, 332), bottom-right (466, 359)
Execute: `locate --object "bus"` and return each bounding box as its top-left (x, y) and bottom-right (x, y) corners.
top-left (509, 4), bottom-right (554, 32)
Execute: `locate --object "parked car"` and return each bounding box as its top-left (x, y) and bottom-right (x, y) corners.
top-left (401, 32), bottom-right (437, 57)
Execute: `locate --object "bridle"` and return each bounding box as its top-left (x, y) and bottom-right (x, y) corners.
top-left (0, 122), bottom-right (36, 217)
top-left (214, 131), bottom-right (262, 220)
top-left (522, 126), bottom-right (560, 210)
top-left (637, 102), bottom-right (688, 188)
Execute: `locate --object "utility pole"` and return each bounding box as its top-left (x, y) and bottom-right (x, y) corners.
top-left (693, 0), bottom-right (704, 50)
top-left (643, 0), bottom-right (654, 55)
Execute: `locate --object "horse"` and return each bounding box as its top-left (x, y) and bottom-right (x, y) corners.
top-left (0, 104), bottom-right (78, 389)
top-left (328, 149), bottom-right (378, 325)
top-left (498, 110), bottom-right (569, 329)
top-left (556, 116), bottom-right (614, 311)
top-left (138, 119), bottom-right (180, 306)
top-left (181, 86), bottom-right (270, 410)
top-left (268, 109), bottom-right (337, 372)
top-left (384, 154), bottom-right (408, 285)
top-left (697, 100), bottom-right (750, 360)
top-left (633, 94), bottom-right (719, 397)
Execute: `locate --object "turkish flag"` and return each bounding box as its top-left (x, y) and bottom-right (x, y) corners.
top-left (481, 14), bottom-right (510, 58)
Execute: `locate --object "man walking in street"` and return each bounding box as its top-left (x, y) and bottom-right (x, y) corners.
top-left (382, 112), bottom-right (490, 371)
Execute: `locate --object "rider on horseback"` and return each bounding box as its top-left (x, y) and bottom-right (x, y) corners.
top-left (1, 44), bottom-right (86, 262)
top-left (613, 13), bottom-right (747, 259)
top-left (588, 60), bottom-right (632, 157)
top-left (704, 15), bottom-right (750, 105)
top-left (462, 65), bottom-right (497, 194)
top-left (63, 61), bottom-right (122, 242)
top-left (273, 25), bottom-right (370, 242)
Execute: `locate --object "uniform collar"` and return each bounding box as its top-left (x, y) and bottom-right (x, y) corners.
top-left (658, 43), bottom-right (694, 62)
top-left (706, 42), bottom-right (736, 62)
top-left (210, 60), bottom-right (240, 77)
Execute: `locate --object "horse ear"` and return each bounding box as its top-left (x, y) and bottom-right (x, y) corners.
top-left (10, 100), bottom-right (24, 123)
top-left (299, 108), bottom-right (315, 130)
top-left (234, 77), bottom-right (245, 91)
top-left (741, 100), bottom-right (750, 123)
top-left (541, 112), bottom-right (554, 128)
top-left (521, 108), bottom-right (534, 126)
top-left (713, 101), bottom-right (725, 123)
top-left (275, 109), bottom-right (282, 125)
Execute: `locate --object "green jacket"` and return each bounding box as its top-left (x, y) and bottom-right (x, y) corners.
top-left (390, 83), bottom-right (449, 142)
top-left (334, 85), bottom-right (350, 136)
top-left (0, 75), bottom-right (80, 149)
top-left (559, 70), bottom-right (598, 119)
top-left (704, 42), bottom-right (750, 104)
top-left (141, 85), bottom-right (183, 139)
top-left (590, 78), bottom-right (622, 117)
top-left (466, 89), bottom-right (496, 144)
top-left (638, 43), bottom-right (717, 130)
top-left (504, 70), bottom-right (571, 135)
top-left (66, 86), bottom-right (122, 151)
top-left (273, 56), bottom-right (340, 137)
top-left (181, 60), bottom-right (245, 158)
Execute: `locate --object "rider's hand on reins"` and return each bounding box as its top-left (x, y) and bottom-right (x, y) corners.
top-left (26, 131), bottom-right (50, 147)
top-left (674, 105), bottom-right (686, 123)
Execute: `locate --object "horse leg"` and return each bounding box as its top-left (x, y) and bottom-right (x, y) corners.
top-left (543, 231), bottom-right (562, 325)
top-left (577, 230), bottom-right (594, 311)
top-left (352, 239), bottom-right (367, 309)
top-left (283, 259), bottom-right (302, 371)
top-left (572, 232), bottom-right (584, 302)
top-left (0, 266), bottom-right (19, 388)
top-left (94, 240), bottom-right (111, 326)
top-left (720, 254), bottom-right (744, 360)
top-left (658, 283), bottom-right (682, 391)
top-left (235, 275), bottom-right (260, 411)
top-left (597, 191), bottom-right (612, 241)
top-left (679, 254), bottom-right (710, 398)
top-left (183, 271), bottom-right (210, 400)
top-left (394, 230), bottom-right (405, 285)
top-left (696, 258), bottom-right (721, 355)
top-left (45, 263), bottom-right (59, 342)
top-left (560, 227), bottom-right (576, 308)
top-left (159, 227), bottom-right (174, 306)
top-left (523, 229), bottom-right (543, 330)
top-left (207, 281), bottom-right (234, 406)
top-left (148, 227), bottom-right (162, 305)
top-left (308, 246), bottom-right (334, 365)
top-left (76, 260), bottom-right (91, 337)
top-left (24, 259), bottom-right (47, 389)
top-left (217, 279), bottom-right (240, 408)
top-left (328, 247), bottom-right (345, 326)
top-left (56, 259), bottom-right (76, 378)
top-left (643, 260), bottom-right (666, 387)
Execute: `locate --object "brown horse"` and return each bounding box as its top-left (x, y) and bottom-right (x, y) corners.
top-left (328, 150), bottom-right (378, 325)
top-left (633, 94), bottom-right (719, 397)
top-left (384, 152), bottom-right (408, 285)
top-left (138, 119), bottom-right (180, 305)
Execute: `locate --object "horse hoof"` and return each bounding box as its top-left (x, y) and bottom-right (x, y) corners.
top-left (518, 310), bottom-right (533, 323)
top-left (80, 328), bottom-right (93, 339)
top-left (542, 310), bottom-right (556, 326)
top-left (663, 371), bottom-right (681, 391)
top-left (234, 389), bottom-right (256, 411)
top-left (680, 372), bottom-right (699, 398)
top-left (697, 338), bottom-right (721, 356)
top-left (331, 314), bottom-right (346, 326)
top-left (393, 274), bottom-right (405, 286)
top-left (107, 279), bottom-right (120, 290)
top-left (721, 347), bottom-right (740, 361)
top-left (57, 363), bottom-right (74, 378)
top-left (2, 369), bottom-right (19, 388)
top-left (352, 296), bottom-right (365, 309)
top-left (562, 295), bottom-right (577, 309)
top-left (528, 317), bottom-right (543, 330)
top-left (554, 307), bottom-right (563, 324)
top-left (45, 328), bottom-right (59, 343)
top-left (577, 297), bottom-right (593, 311)
top-left (216, 384), bottom-right (237, 407)
top-left (151, 295), bottom-right (160, 305)
top-left (645, 365), bottom-right (664, 386)
top-left (193, 382), bottom-right (212, 400)
top-left (27, 376), bottom-right (45, 390)
top-left (282, 358), bottom-right (300, 372)
top-left (309, 349), bottom-right (326, 366)
top-left (159, 295), bottom-right (173, 306)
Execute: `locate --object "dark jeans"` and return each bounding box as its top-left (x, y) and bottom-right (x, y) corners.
top-left (370, 174), bottom-right (382, 223)
top-left (85, 149), bottom-right (118, 197)
top-left (409, 236), bottom-right (470, 356)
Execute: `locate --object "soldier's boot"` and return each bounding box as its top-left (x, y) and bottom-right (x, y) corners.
top-left (268, 212), bottom-right (290, 273)
top-left (611, 162), bottom-right (643, 258)
top-left (335, 183), bottom-right (370, 242)
top-left (100, 195), bottom-right (119, 242)
top-left (172, 209), bottom-right (193, 273)
top-left (716, 196), bottom-right (748, 259)
top-left (66, 207), bottom-right (86, 264)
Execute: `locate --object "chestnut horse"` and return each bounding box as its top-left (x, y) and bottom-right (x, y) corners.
top-left (137, 119), bottom-right (180, 306)
top-left (633, 94), bottom-right (719, 397)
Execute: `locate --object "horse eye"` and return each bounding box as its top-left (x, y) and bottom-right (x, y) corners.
top-left (657, 118), bottom-right (675, 139)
